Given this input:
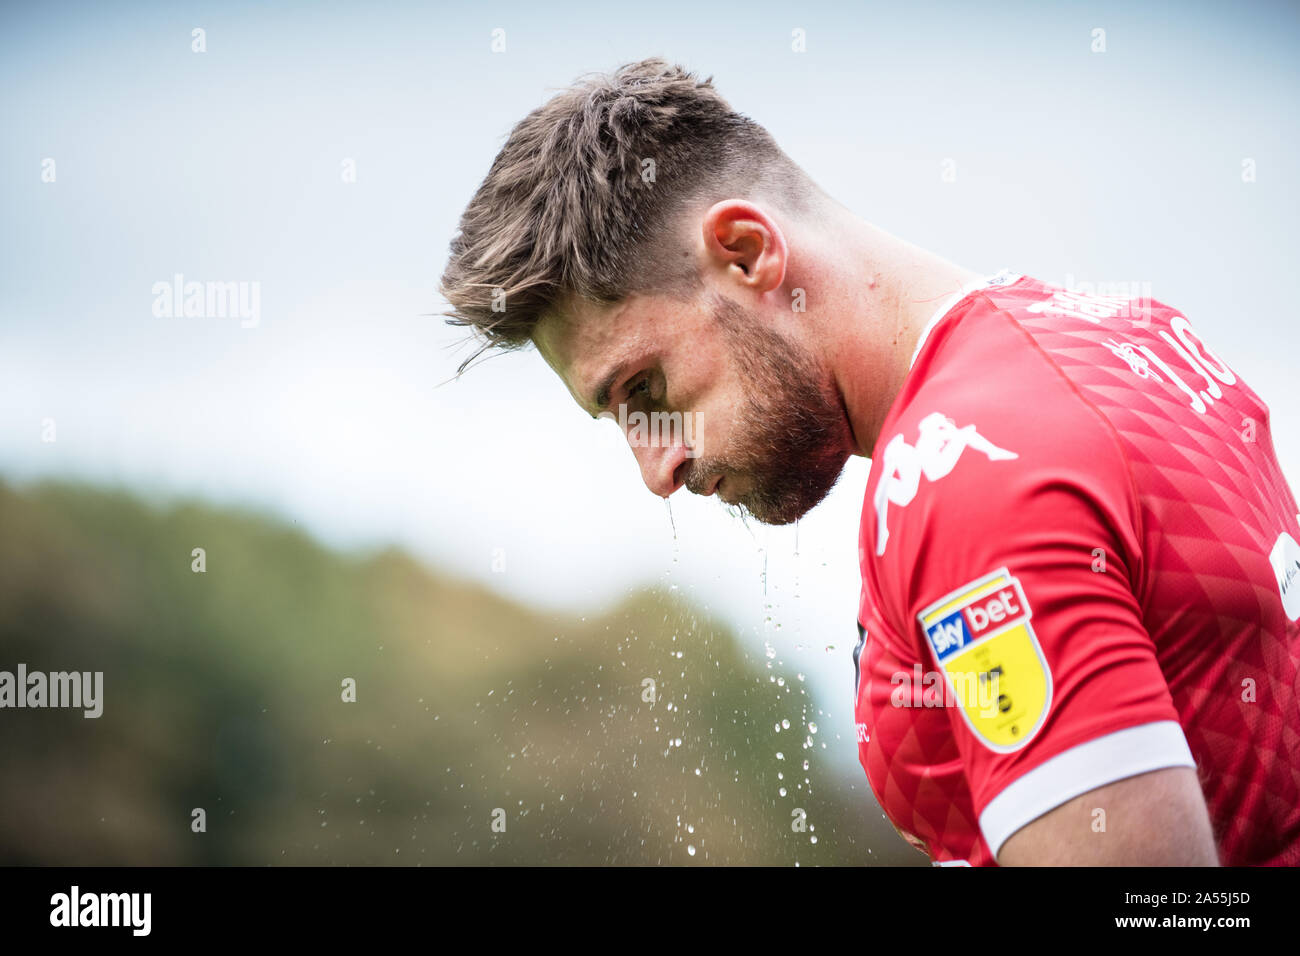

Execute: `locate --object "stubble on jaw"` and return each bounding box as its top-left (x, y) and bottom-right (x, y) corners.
top-left (686, 294), bottom-right (852, 525)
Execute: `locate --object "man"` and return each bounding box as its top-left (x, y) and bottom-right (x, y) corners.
top-left (440, 58), bottom-right (1300, 865)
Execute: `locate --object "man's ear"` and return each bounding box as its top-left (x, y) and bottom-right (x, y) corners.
top-left (700, 200), bottom-right (788, 294)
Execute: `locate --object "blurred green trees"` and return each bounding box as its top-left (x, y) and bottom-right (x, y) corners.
top-left (0, 479), bottom-right (917, 865)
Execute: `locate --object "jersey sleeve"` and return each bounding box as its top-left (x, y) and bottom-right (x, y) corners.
top-left (870, 401), bottom-right (1198, 860)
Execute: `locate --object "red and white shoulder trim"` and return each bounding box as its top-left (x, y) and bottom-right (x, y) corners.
top-left (978, 719), bottom-right (1197, 859)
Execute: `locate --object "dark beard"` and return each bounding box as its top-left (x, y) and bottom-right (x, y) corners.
top-left (684, 295), bottom-right (851, 525)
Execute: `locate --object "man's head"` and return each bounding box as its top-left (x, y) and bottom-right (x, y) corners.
top-left (440, 58), bottom-right (855, 524)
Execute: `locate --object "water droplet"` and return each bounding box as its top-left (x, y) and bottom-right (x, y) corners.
top-left (687, 844), bottom-right (696, 856)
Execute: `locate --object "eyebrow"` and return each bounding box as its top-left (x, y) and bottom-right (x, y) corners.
top-left (589, 363), bottom-right (628, 417)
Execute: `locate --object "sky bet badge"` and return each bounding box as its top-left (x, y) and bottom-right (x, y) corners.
top-left (917, 567), bottom-right (1052, 752)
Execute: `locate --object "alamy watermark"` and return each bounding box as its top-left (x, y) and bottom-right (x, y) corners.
top-left (152, 273), bottom-right (260, 328)
top-left (0, 664), bottom-right (103, 718)
top-left (598, 403), bottom-right (702, 457)
top-left (1059, 273), bottom-right (1156, 325)
top-left (50, 886), bottom-right (150, 936)
top-left (890, 664), bottom-right (1000, 717)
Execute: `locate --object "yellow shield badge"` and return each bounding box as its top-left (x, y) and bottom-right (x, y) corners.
top-left (917, 567), bottom-right (1052, 752)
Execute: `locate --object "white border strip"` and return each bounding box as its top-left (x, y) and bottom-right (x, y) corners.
top-left (909, 269), bottom-right (1021, 369)
top-left (979, 719), bottom-right (1196, 860)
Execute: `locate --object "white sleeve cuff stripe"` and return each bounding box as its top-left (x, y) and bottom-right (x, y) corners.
top-left (978, 720), bottom-right (1196, 860)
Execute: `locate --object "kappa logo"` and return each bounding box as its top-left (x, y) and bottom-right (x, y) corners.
top-left (873, 413), bottom-right (1018, 556)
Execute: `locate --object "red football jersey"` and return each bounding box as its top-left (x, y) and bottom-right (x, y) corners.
top-left (854, 271), bottom-right (1300, 866)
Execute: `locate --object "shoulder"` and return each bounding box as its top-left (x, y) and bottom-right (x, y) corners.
top-left (860, 306), bottom-right (1144, 637)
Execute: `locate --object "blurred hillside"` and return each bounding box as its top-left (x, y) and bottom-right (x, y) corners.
top-left (0, 479), bottom-right (919, 865)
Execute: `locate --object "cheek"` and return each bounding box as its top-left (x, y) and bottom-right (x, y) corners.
top-left (673, 338), bottom-right (749, 451)
top-left (689, 389), bottom-right (751, 461)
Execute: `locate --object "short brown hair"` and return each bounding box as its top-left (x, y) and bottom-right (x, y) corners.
top-left (439, 57), bottom-right (817, 373)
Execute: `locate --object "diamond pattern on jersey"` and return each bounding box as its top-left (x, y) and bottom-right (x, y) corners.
top-left (994, 285), bottom-right (1300, 865)
top-left (855, 276), bottom-right (1300, 866)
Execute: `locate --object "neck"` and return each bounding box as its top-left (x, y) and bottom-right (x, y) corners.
top-left (798, 209), bottom-right (982, 456)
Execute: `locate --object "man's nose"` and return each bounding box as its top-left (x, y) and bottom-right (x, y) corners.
top-left (630, 434), bottom-right (689, 499)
